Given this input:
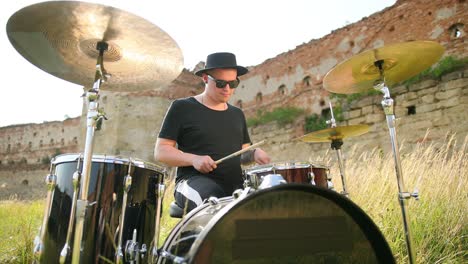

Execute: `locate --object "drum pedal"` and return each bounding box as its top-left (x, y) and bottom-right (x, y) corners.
top-left (124, 229), bottom-right (147, 262)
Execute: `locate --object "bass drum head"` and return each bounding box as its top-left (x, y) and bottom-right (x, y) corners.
top-left (187, 184), bottom-right (394, 264)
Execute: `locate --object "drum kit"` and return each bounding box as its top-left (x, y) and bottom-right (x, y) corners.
top-left (7, 1), bottom-right (445, 264)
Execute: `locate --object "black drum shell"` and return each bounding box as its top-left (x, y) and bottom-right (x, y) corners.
top-left (40, 154), bottom-right (165, 263)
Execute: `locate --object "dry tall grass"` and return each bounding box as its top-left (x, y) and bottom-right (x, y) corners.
top-left (0, 135), bottom-right (466, 263)
top-left (319, 134), bottom-right (467, 263)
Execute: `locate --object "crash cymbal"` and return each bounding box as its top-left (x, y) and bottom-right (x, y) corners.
top-left (6, 1), bottom-right (183, 92)
top-left (298, 125), bottom-right (369, 143)
top-left (323, 41), bottom-right (444, 94)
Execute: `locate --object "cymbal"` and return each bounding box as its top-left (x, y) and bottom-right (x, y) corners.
top-left (298, 125), bottom-right (369, 143)
top-left (6, 1), bottom-right (183, 92)
top-left (323, 41), bottom-right (444, 94)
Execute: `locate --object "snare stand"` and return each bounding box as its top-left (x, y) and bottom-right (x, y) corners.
top-left (71, 42), bottom-right (109, 264)
top-left (327, 103), bottom-right (349, 197)
top-left (330, 139), bottom-right (349, 197)
top-left (373, 60), bottom-right (418, 264)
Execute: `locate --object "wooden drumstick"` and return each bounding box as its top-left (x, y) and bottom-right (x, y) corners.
top-left (215, 140), bottom-right (265, 165)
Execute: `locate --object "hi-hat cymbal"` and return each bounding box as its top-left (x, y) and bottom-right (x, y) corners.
top-left (298, 125), bottom-right (369, 143)
top-left (7, 1), bottom-right (183, 92)
top-left (323, 41), bottom-right (444, 94)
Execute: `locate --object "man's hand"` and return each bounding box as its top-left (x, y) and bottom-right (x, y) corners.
top-left (192, 155), bottom-right (217, 173)
top-left (254, 148), bottom-right (271, 165)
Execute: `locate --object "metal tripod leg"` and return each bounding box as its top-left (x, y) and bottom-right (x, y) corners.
top-left (376, 82), bottom-right (416, 264)
top-left (331, 139), bottom-right (349, 197)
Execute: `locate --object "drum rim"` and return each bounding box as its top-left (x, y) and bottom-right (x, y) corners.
top-left (52, 153), bottom-right (166, 172)
top-left (159, 196), bottom-right (234, 255)
top-left (186, 184), bottom-right (395, 263)
top-left (245, 161), bottom-right (329, 173)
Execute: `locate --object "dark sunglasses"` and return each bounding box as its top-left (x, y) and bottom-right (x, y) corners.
top-left (207, 75), bottom-right (240, 89)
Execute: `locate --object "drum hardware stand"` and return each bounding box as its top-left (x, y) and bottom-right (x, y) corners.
top-left (160, 251), bottom-right (187, 264)
top-left (125, 229), bottom-right (147, 264)
top-left (330, 139), bottom-right (349, 197)
top-left (60, 154), bottom-right (83, 263)
top-left (308, 170), bottom-right (316, 186)
top-left (150, 172), bottom-right (166, 263)
top-left (326, 102), bottom-right (349, 197)
top-left (72, 41), bottom-right (110, 264)
top-left (116, 160), bottom-right (134, 263)
top-left (373, 59), bottom-right (419, 264)
top-left (233, 187), bottom-right (250, 199)
top-left (33, 159), bottom-right (57, 259)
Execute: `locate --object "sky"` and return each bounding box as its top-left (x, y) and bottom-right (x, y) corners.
top-left (0, 0), bottom-right (396, 127)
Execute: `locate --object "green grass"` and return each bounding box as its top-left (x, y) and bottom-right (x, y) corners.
top-left (330, 88), bottom-right (382, 104)
top-left (402, 56), bottom-right (467, 86)
top-left (158, 180), bottom-right (179, 246)
top-left (1, 135), bottom-right (466, 263)
top-left (304, 105), bottom-right (344, 133)
top-left (247, 107), bottom-right (305, 127)
top-left (0, 200), bottom-right (44, 264)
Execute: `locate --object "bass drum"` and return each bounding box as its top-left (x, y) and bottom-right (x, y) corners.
top-left (40, 153), bottom-right (166, 263)
top-left (159, 184), bottom-right (395, 264)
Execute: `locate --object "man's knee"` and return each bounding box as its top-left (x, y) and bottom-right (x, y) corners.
top-left (195, 178), bottom-right (225, 200)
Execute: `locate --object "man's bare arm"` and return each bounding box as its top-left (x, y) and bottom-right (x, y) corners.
top-left (154, 138), bottom-right (216, 173)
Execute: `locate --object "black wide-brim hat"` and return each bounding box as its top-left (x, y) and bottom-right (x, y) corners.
top-left (195, 52), bottom-right (248, 77)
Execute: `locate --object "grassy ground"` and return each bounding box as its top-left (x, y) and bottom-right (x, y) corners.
top-left (0, 200), bottom-right (43, 263)
top-left (0, 135), bottom-right (466, 263)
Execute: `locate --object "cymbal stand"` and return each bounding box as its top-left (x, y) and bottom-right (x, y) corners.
top-left (116, 160), bottom-right (133, 264)
top-left (330, 139), bottom-right (349, 197)
top-left (71, 41), bottom-right (109, 264)
top-left (373, 60), bottom-right (418, 264)
top-left (60, 154), bottom-right (82, 263)
top-left (326, 102), bottom-right (349, 197)
top-left (33, 159), bottom-right (57, 259)
top-left (150, 174), bottom-right (166, 263)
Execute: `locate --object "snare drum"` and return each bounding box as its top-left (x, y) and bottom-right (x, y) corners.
top-left (158, 184), bottom-right (395, 263)
top-left (244, 161), bottom-right (330, 189)
top-left (37, 153), bottom-right (165, 263)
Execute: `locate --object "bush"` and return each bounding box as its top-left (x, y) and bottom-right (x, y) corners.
top-left (41, 156), bottom-right (50, 165)
top-left (247, 107), bottom-right (305, 127)
top-left (304, 105), bottom-right (344, 133)
top-left (403, 56), bottom-right (467, 86)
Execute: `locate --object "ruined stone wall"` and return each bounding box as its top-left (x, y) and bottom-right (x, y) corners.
top-left (233, 0), bottom-right (467, 117)
top-left (0, 117), bottom-right (81, 166)
top-left (0, 166), bottom-right (49, 200)
top-left (0, 117), bottom-right (81, 200)
top-left (247, 69), bottom-right (468, 166)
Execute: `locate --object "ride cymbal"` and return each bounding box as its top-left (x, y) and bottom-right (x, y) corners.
top-left (6, 1), bottom-right (183, 92)
top-left (298, 125), bottom-right (369, 143)
top-left (323, 41), bottom-right (444, 94)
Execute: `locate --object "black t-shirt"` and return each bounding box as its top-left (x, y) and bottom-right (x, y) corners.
top-left (158, 97), bottom-right (251, 193)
